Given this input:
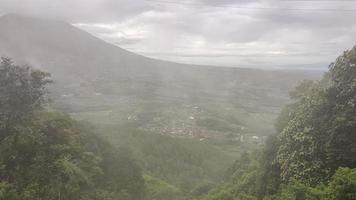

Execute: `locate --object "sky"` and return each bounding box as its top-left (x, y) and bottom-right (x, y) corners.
top-left (1, 0), bottom-right (356, 70)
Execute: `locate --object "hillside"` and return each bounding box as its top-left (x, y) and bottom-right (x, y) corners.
top-left (0, 14), bottom-right (321, 139)
top-left (202, 45), bottom-right (356, 200)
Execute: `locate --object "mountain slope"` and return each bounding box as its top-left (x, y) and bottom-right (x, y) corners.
top-left (0, 14), bottom-right (321, 137)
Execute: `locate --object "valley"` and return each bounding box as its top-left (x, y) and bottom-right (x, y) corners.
top-left (0, 14), bottom-right (327, 200)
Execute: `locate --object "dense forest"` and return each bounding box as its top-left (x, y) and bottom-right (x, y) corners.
top-left (201, 47), bottom-right (356, 200)
top-left (0, 57), bottom-right (144, 200)
top-left (0, 45), bottom-right (355, 200)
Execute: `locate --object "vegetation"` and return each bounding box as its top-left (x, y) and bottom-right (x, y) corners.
top-left (0, 58), bottom-right (144, 200)
top-left (144, 175), bottom-right (186, 200)
top-left (1, 44), bottom-right (356, 200)
top-left (201, 46), bottom-right (356, 200)
top-left (95, 124), bottom-right (237, 192)
top-left (0, 56), bottom-right (241, 200)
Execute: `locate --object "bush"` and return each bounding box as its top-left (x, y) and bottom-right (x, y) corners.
top-left (328, 168), bottom-right (356, 200)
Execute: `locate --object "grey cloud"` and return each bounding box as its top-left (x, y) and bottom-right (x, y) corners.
top-left (198, 0), bottom-right (256, 6)
top-left (0, 0), bottom-right (356, 69)
top-left (0, 0), bottom-right (154, 22)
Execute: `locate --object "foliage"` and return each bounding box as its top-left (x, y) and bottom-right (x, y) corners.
top-left (202, 184), bottom-right (236, 200)
top-left (144, 175), bottom-right (186, 200)
top-left (327, 168), bottom-right (356, 200)
top-left (277, 46), bottom-right (356, 185)
top-left (265, 168), bottom-right (356, 200)
top-left (201, 46), bottom-right (356, 200)
top-left (2, 43), bottom-right (356, 200)
top-left (0, 57), bottom-right (52, 140)
top-left (190, 181), bottom-right (216, 198)
top-left (0, 58), bottom-right (144, 200)
top-left (97, 123), bottom-right (236, 192)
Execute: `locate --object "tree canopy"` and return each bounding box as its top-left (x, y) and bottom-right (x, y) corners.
top-left (0, 58), bottom-right (144, 200)
top-left (202, 46), bottom-right (356, 200)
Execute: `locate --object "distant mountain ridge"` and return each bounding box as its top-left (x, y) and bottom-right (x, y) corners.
top-left (0, 14), bottom-right (321, 137)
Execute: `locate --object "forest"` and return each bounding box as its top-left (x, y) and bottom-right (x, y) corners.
top-left (0, 46), bottom-right (355, 199)
top-left (201, 46), bottom-right (356, 200)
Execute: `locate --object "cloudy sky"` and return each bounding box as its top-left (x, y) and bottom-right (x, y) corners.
top-left (1, 0), bottom-right (356, 70)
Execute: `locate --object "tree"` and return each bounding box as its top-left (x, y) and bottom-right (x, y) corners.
top-left (327, 168), bottom-right (356, 200)
top-left (0, 58), bottom-right (145, 200)
top-left (0, 57), bottom-right (51, 137)
top-left (255, 135), bottom-right (281, 199)
top-left (325, 49), bottom-right (356, 171)
top-left (200, 46), bottom-right (356, 200)
top-left (277, 46), bottom-right (356, 185)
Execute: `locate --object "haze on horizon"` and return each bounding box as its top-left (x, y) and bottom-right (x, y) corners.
top-left (1, 0), bottom-right (356, 70)
top-left (1, 1), bottom-right (356, 200)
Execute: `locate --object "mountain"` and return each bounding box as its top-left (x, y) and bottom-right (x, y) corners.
top-left (0, 14), bottom-right (321, 137)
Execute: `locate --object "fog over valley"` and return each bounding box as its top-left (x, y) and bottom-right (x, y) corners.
top-left (0, 1), bottom-right (355, 200)
top-left (0, 14), bottom-right (320, 137)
